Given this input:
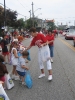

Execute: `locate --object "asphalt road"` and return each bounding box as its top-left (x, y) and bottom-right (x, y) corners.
top-left (5, 35), bottom-right (75, 100)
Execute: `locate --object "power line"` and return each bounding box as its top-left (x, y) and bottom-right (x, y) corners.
top-left (1, 2), bottom-right (75, 21)
top-left (34, 3), bottom-right (38, 9)
top-left (41, 17), bottom-right (75, 21)
top-left (0, 3), bottom-right (29, 18)
top-left (18, 0), bottom-right (31, 9)
top-left (16, 0), bottom-right (29, 10)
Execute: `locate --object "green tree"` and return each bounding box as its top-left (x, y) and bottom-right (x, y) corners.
top-left (25, 18), bottom-right (33, 29)
top-left (15, 18), bottom-right (25, 30)
top-left (46, 21), bottom-right (56, 30)
top-left (0, 6), bottom-right (18, 29)
top-left (25, 18), bottom-right (38, 29)
top-left (6, 9), bottom-right (17, 27)
top-left (0, 6), bottom-right (4, 29)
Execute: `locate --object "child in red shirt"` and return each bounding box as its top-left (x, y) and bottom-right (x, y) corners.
top-left (26, 27), bottom-right (52, 81)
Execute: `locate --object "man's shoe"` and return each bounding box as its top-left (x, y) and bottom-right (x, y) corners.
top-left (48, 75), bottom-right (52, 81)
top-left (38, 74), bottom-right (45, 79)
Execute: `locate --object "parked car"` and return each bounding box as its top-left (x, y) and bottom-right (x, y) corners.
top-left (73, 36), bottom-right (75, 47)
top-left (65, 29), bottom-right (75, 40)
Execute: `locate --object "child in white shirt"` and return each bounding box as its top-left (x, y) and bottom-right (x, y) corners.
top-left (11, 41), bottom-right (19, 80)
top-left (16, 50), bottom-right (29, 85)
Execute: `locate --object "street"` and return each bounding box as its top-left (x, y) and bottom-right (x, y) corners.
top-left (5, 35), bottom-right (75, 100)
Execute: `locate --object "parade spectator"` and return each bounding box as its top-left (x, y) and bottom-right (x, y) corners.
top-left (1, 35), bottom-right (10, 64)
top-left (16, 50), bottom-right (29, 85)
top-left (0, 45), bottom-right (2, 55)
top-left (13, 34), bottom-right (18, 42)
top-left (53, 29), bottom-right (58, 37)
top-left (0, 55), bottom-right (8, 87)
top-left (46, 30), bottom-right (55, 63)
top-left (11, 41), bottom-right (19, 80)
top-left (10, 32), bottom-right (14, 42)
top-left (26, 27), bottom-right (52, 81)
top-left (18, 35), bottom-right (24, 44)
top-left (17, 35), bottom-right (25, 55)
top-left (0, 81), bottom-right (4, 87)
top-left (17, 35), bottom-right (31, 62)
top-left (13, 30), bottom-right (18, 35)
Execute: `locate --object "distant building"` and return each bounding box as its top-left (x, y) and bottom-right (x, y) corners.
top-left (69, 26), bottom-right (75, 29)
top-left (43, 19), bottom-right (55, 30)
top-left (30, 18), bottom-right (55, 31)
top-left (58, 25), bottom-right (68, 30)
top-left (33, 17), bottom-right (42, 28)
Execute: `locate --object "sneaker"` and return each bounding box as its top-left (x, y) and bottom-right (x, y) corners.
top-left (11, 74), bottom-right (15, 80)
top-left (48, 75), bottom-right (52, 81)
top-left (51, 59), bottom-right (53, 63)
top-left (22, 82), bottom-right (26, 85)
top-left (38, 73), bottom-right (45, 79)
top-left (14, 76), bottom-right (20, 80)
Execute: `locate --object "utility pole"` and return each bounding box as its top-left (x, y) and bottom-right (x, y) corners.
top-left (25, 16), bottom-right (26, 28)
top-left (41, 19), bottom-right (42, 29)
top-left (29, 10), bottom-right (31, 27)
top-left (4, 0), bottom-right (6, 29)
top-left (74, 20), bottom-right (75, 26)
top-left (31, 2), bottom-right (34, 27)
top-left (25, 16), bottom-right (26, 21)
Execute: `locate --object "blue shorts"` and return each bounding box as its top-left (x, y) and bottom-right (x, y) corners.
top-left (17, 71), bottom-right (25, 77)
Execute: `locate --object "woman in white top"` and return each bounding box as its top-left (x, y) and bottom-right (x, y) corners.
top-left (11, 41), bottom-right (19, 80)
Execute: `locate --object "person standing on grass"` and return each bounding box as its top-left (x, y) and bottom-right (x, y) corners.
top-left (26, 27), bottom-right (52, 81)
top-left (46, 30), bottom-right (55, 63)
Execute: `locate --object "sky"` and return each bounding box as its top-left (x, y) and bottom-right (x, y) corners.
top-left (0, 0), bottom-right (75, 26)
